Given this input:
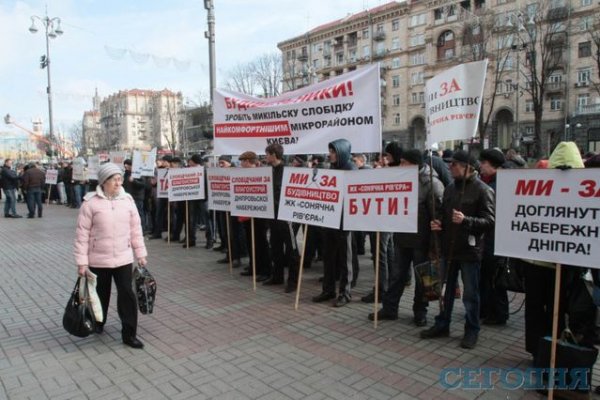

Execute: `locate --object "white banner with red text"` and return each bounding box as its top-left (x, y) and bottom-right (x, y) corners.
top-left (206, 167), bottom-right (232, 211)
top-left (213, 64), bottom-right (381, 155)
top-left (157, 169), bottom-right (169, 199)
top-left (343, 167), bottom-right (419, 232)
top-left (495, 169), bottom-right (600, 269)
top-left (425, 60), bottom-right (488, 147)
top-left (167, 167), bottom-right (205, 201)
top-left (45, 169), bottom-right (58, 185)
top-left (229, 167), bottom-right (274, 219)
top-left (109, 151), bottom-right (128, 168)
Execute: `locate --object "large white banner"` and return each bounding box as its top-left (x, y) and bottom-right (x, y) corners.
top-left (109, 151), bottom-right (128, 167)
top-left (87, 156), bottom-right (99, 180)
top-left (213, 65), bottom-right (381, 155)
top-left (45, 169), bottom-right (58, 185)
top-left (206, 167), bottom-right (231, 212)
top-left (343, 167), bottom-right (419, 232)
top-left (157, 169), bottom-right (169, 199)
top-left (495, 169), bottom-right (600, 269)
top-left (229, 167), bottom-right (274, 219)
top-left (72, 158), bottom-right (86, 181)
top-left (278, 167), bottom-right (345, 229)
top-left (425, 60), bottom-right (488, 147)
top-left (167, 166), bottom-right (205, 201)
top-left (132, 148), bottom-right (157, 178)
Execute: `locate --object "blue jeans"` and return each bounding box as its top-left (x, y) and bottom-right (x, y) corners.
top-left (26, 187), bottom-right (43, 217)
top-left (434, 260), bottom-right (481, 334)
top-left (3, 188), bottom-right (17, 216)
top-left (73, 184), bottom-right (84, 208)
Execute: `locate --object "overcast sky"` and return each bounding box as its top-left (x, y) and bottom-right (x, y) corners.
top-left (0, 0), bottom-right (388, 137)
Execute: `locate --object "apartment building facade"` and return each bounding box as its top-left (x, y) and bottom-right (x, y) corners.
top-left (82, 89), bottom-right (184, 153)
top-left (277, 0), bottom-right (600, 156)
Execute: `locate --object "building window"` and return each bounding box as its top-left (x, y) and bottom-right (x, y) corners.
top-left (411, 71), bottom-right (424, 85)
top-left (577, 94), bottom-right (590, 111)
top-left (411, 92), bottom-right (425, 104)
top-left (434, 8), bottom-right (444, 21)
top-left (579, 41), bottom-right (592, 58)
top-left (578, 68), bottom-right (592, 84)
top-left (392, 57), bottom-right (401, 68)
top-left (580, 16), bottom-right (592, 31)
top-left (410, 33), bottom-right (425, 47)
top-left (376, 23), bottom-right (384, 33)
top-left (336, 52), bottom-right (344, 65)
top-left (581, 0), bottom-right (592, 5)
top-left (550, 96), bottom-right (562, 111)
top-left (362, 28), bottom-right (369, 39)
top-left (411, 51), bottom-right (426, 65)
top-left (392, 75), bottom-right (400, 88)
top-left (437, 30), bottom-right (456, 60)
top-left (312, 59), bottom-right (320, 69)
top-left (410, 13), bottom-right (427, 27)
top-left (392, 19), bottom-right (400, 31)
top-left (394, 113), bottom-right (401, 125)
top-left (525, 100), bottom-right (534, 113)
top-left (392, 94), bottom-right (400, 106)
top-left (363, 45), bottom-right (370, 58)
top-left (391, 38), bottom-right (400, 50)
top-left (525, 126), bottom-right (534, 136)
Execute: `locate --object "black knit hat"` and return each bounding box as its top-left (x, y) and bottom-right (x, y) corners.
top-left (400, 149), bottom-right (422, 166)
top-left (479, 148), bottom-right (506, 168)
top-left (384, 142), bottom-right (403, 166)
top-left (161, 155), bottom-right (173, 162)
top-left (293, 154), bottom-right (308, 163)
top-left (218, 155), bottom-right (232, 163)
top-left (452, 150), bottom-right (478, 167)
top-left (189, 154), bottom-right (204, 165)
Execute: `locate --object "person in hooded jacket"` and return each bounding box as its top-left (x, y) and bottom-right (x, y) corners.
top-left (312, 138), bottom-right (357, 307)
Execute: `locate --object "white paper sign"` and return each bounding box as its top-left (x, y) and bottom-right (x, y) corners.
top-left (425, 60), bottom-right (488, 147)
top-left (45, 169), bottom-right (58, 185)
top-left (72, 158), bottom-right (86, 181)
top-left (132, 148), bottom-right (157, 178)
top-left (343, 167), bottom-right (419, 232)
top-left (109, 151), bottom-right (128, 167)
top-left (157, 169), bottom-right (169, 199)
top-left (87, 156), bottom-right (99, 180)
top-left (229, 167), bottom-right (274, 219)
top-left (206, 167), bottom-right (232, 211)
top-left (495, 169), bottom-right (600, 269)
top-left (277, 167), bottom-right (345, 229)
top-left (167, 166), bottom-right (205, 201)
top-left (214, 64), bottom-right (381, 155)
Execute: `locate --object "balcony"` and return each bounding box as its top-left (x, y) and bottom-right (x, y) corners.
top-left (297, 52), bottom-right (308, 62)
top-left (372, 50), bottom-right (388, 60)
top-left (575, 103), bottom-right (600, 115)
top-left (547, 6), bottom-right (568, 21)
top-left (574, 81), bottom-right (590, 88)
top-left (546, 81), bottom-right (565, 93)
top-left (374, 31), bottom-right (386, 41)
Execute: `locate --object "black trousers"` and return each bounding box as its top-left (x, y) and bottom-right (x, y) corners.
top-left (89, 264), bottom-right (138, 340)
top-left (269, 219), bottom-right (299, 284)
top-left (322, 228), bottom-right (353, 297)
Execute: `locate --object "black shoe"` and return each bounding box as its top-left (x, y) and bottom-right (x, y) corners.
top-left (182, 241), bottom-right (196, 248)
top-left (312, 292), bottom-right (336, 303)
top-left (178, 238), bottom-right (186, 244)
top-left (368, 310), bottom-right (398, 321)
top-left (27, 215), bottom-right (34, 219)
top-left (413, 317), bottom-right (427, 327)
top-left (38, 214), bottom-right (42, 218)
top-left (95, 325), bottom-right (104, 334)
top-left (256, 275), bottom-right (270, 282)
top-left (217, 257), bottom-right (230, 264)
top-left (482, 317), bottom-right (507, 326)
top-left (420, 325), bottom-right (450, 339)
top-left (284, 283), bottom-right (296, 293)
top-left (361, 292), bottom-right (381, 303)
top-left (4, 215), bottom-right (10, 218)
top-left (232, 259), bottom-right (242, 268)
top-left (205, 241), bottom-right (214, 249)
top-left (13, 214), bottom-right (22, 218)
top-left (213, 245), bottom-right (226, 252)
top-left (148, 235), bottom-right (162, 240)
top-left (263, 278), bottom-right (284, 285)
top-left (240, 270), bottom-right (253, 276)
top-left (460, 332), bottom-right (478, 349)
top-left (334, 294), bottom-right (350, 307)
top-left (123, 337), bottom-right (144, 349)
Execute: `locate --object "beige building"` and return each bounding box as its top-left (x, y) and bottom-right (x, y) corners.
top-left (82, 89), bottom-right (183, 152)
top-left (277, 0), bottom-right (600, 156)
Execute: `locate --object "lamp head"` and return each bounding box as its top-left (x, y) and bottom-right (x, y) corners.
top-left (28, 19), bottom-right (38, 33)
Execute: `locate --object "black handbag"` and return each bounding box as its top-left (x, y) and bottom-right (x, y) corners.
top-left (494, 258), bottom-right (525, 293)
top-left (415, 261), bottom-right (442, 301)
top-left (134, 265), bottom-right (156, 314)
top-left (62, 277), bottom-right (96, 337)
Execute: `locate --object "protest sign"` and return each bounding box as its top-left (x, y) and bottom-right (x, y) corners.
top-left (214, 65), bottom-right (381, 155)
top-left (167, 166), bottom-right (205, 201)
top-left (425, 60), bottom-right (488, 147)
top-left (109, 151), bottom-right (128, 167)
top-left (132, 148), bottom-right (157, 178)
top-left (277, 167), bottom-right (345, 229)
top-left (45, 169), bottom-right (58, 185)
top-left (72, 158), bottom-right (86, 181)
top-left (87, 156), bottom-right (99, 180)
top-left (206, 167), bottom-right (231, 211)
top-left (229, 167), bottom-right (274, 219)
top-left (495, 169), bottom-right (600, 269)
top-left (157, 169), bottom-right (169, 199)
top-left (343, 167), bottom-right (419, 232)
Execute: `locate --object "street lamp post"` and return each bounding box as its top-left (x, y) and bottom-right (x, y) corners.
top-left (29, 8), bottom-right (63, 159)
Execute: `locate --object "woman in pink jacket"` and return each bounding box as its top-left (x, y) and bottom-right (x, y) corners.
top-left (74, 163), bottom-right (148, 349)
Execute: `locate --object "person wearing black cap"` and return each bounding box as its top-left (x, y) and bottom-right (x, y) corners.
top-left (383, 142), bottom-right (402, 167)
top-left (291, 154), bottom-right (308, 168)
top-left (478, 148), bottom-right (509, 326)
top-left (420, 150), bottom-right (495, 349)
top-left (123, 159), bottom-right (148, 231)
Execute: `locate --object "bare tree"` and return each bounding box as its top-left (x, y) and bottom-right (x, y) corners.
top-left (224, 53), bottom-right (283, 97)
top-left (68, 123), bottom-right (83, 156)
top-left (225, 63), bottom-right (257, 95)
top-left (584, 13), bottom-right (600, 97)
top-left (163, 95), bottom-right (183, 154)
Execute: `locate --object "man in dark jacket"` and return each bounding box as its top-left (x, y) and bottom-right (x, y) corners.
top-left (420, 150), bottom-right (495, 349)
top-left (1, 159), bottom-right (23, 218)
top-left (22, 162), bottom-right (46, 218)
top-left (312, 138), bottom-right (357, 307)
top-left (123, 159), bottom-right (147, 230)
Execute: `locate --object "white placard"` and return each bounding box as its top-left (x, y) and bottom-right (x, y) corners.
top-left (157, 168), bottom-right (169, 199)
top-left (167, 166), bottom-right (205, 201)
top-left (495, 169), bottom-right (600, 269)
top-left (214, 64), bottom-right (381, 155)
top-left (425, 60), bottom-right (488, 147)
top-left (72, 158), bottom-right (86, 181)
top-left (132, 148), bottom-right (157, 178)
top-left (229, 167), bottom-right (274, 219)
top-left (206, 167), bottom-right (232, 211)
top-left (277, 167), bottom-right (345, 229)
top-left (45, 169), bottom-right (58, 185)
top-left (87, 156), bottom-right (99, 180)
top-left (109, 151), bottom-right (128, 167)
top-left (343, 167), bottom-right (419, 232)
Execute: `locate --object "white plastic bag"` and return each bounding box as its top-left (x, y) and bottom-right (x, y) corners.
top-left (79, 271), bottom-right (103, 323)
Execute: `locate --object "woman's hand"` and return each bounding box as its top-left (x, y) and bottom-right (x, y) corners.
top-left (78, 265), bottom-right (90, 277)
top-left (138, 257), bottom-right (147, 267)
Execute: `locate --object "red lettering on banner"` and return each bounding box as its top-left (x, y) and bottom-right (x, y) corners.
top-left (172, 178), bottom-right (200, 186)
top-left (234, 184), bottom-right (267, 194)
top-left (285, 186), bottom-right (339, 202)
top-left (214, 121), bottom-right (292, 138)
top-left (347, 182), bottom-right (412, 194)
top-left (348, 197), bottom-right (401, 215)
top-left (211, 182), bottom-right (230, 191)
top-left (515, 180), bottom-right (554, 196)
top-left (319, 175), bottom-right (337, 188)
top-left (289, 173), bottom-right (309, 185)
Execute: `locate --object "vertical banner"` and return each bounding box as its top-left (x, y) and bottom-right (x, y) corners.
top-left (45, 169), bottom-right (58, 185)
top-left (167, 166), bottom-right (205, 201)
top-left (229, 167), bottom-right (274, 219)
top-left (343, 167), bottom-right (419, 232)
top-left (277, 167), bottom-right (345, 229)
top-left (87, 156), bottom-right (100, 180)
top-left (72, 158), bottom-right (86, 181)
top-left (495, 169), bottom-right (600, 269)
top-left (132, 148), bottom-right (157, 178)
top-left (109, 151), bottom-right (128, 167)
top-left (206, 167), bottom-right (232, 211)
top-left (157, 169), bottom-right (169, 199)
top-left (213, 64), bottom-right (381, 155)
top-left (425, 60), bottom-right (488, 147)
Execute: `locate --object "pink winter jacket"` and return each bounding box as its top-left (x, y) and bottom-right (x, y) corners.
top-left (74, 186), bottom-right (147, 268)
